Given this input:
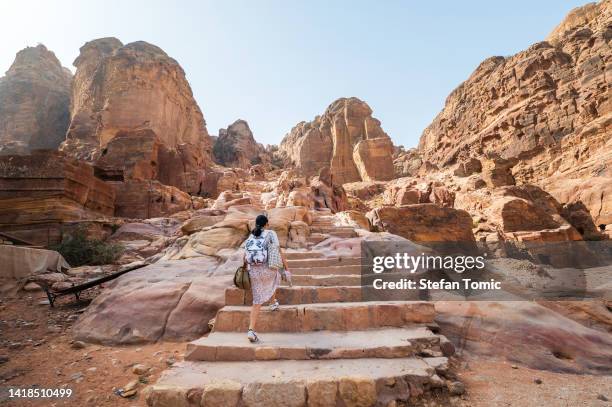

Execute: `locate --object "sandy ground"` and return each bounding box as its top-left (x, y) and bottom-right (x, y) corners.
top-left (0, 291), bottom-right (610, 407)
top-left (0, 290), bottom-right (182, 407)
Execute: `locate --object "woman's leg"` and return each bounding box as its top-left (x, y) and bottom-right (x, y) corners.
top-left (249, 304), bottom-right (261, 331)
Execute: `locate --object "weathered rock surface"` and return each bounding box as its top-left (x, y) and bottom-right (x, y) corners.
top-left (418, 1), bottom-right (611, 226)
top-left (0, 44), bottom-right (71, 155)
top-left (72, 257), bottom-right (231, 344)
top-left (60, 38), bottom-right (213, 197)
top-left (436, 301), bottom-right (612, 374)
top-left (213, 120), bottom-right (270, 168)
top-left (367, 204), bottom-right (475, 243)
top-left (279, 97), bottom-right (395, 183)
top-left (0, 150), bottom-right (115, 245)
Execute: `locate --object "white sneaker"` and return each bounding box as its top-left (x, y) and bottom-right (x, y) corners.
top-left (269, 299), bottom-right (280, 311)
top-left (247, 329), bottom-right (259, 343)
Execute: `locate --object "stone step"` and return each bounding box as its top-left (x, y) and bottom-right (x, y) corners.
top-left (311, 226), bottom-right (355, 233)
top-left (307, 233), bottom-right (328, 244)
top-left (225, 286), bottom-right (362, 305)
top-left (284, 251), bottom-right (325, 260)
top-left (213, 301), bottom-right (435, 332)
top-left (286, 274), bottom-right (361, 286)
top-left (287, 256), bottom-right (361, 268)
top-left (290, 264), bottom-right (361, 276)
top-left (146, 357), bottom-right (449, 407)
top-left (185, 327), bottom-right (441, 361)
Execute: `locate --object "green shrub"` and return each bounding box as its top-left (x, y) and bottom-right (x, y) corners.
top-left (51, 228), bottom-right (124, 267)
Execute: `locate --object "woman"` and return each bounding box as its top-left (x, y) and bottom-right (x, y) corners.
top-left (243, 214), bottom-right (289, 343)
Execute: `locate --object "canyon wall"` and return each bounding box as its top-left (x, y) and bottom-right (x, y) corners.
top-left (417, 0), bottom-right (611, 225)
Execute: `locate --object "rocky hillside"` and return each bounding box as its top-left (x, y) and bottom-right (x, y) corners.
top-left (279, 97), bottom-right (395, 183)
top-left (0, 44), bottom-right (71, 155)
top-left (417, 0), bottom-right (611, 225)
top-left (60, 37), bottom-right (213, 196)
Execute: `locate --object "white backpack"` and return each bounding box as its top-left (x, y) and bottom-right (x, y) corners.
top-left (245, 231), bottom-right (269, 265)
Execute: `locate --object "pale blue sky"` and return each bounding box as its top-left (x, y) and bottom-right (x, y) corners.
top-left (1, 0), bottom-right (588, 147)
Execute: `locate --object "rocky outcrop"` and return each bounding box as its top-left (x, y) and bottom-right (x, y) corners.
top-left (60, 38), bottom-right (213, 196)
top-left (279, 97), bottom-right (395, 183)
top-left (418, 1), bottom-right (611, 226)
top-left (0, 45), bottom-right (71, 155)
top-left (367, 205), bottom-right (475, 243)
top-left (213, 120), bottom-right (270, 168)
top-left (0, 150), bottom-right (115, 245)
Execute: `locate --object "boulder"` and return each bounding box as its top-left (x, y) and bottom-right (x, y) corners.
top-left (334, 211), bottom-right (370, 230)
top-left (0, 44), bottom-right (71, 155)
top-left (72, 257), bottom-right (230, 344)
top-left (453, 158), bottom-right (482, 177)
top-left (367, 204), bottom-right (475, 243)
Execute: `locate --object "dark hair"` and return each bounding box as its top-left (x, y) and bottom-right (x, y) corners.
top-left (252, 215), bottom-right (268, 237)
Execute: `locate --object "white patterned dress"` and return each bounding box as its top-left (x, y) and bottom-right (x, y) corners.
top-left (246, 230), bottom-right (281, 305)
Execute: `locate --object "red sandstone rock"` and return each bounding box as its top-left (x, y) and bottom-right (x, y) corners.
top-left (213, 120), bottom-right (270, 169)
top-left (0, 45), bottom-right (71, 155)
top-left (418, 2), bottom-right (611, 229)
top-left (60, 38), bottom-right (213, 196)
top-left (367, 204), bottom-right (475, 243)
top-left (279, 98), bottom-right (395, 183)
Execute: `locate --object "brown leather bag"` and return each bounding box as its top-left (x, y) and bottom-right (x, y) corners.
top-left (233, 264), bottom-right (251, 290)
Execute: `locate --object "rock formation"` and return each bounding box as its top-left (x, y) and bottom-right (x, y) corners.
top-left (213, 120), bottom-right (270, 168)
top-left (0, 44), bottom-right (71, 155)
top-left (0, 150), bottom-right (115, 245)
top-left (417, 1), bottom-right (611, 226)
top-left (60, 38), bottom-right (213, 198)
top-left (279, 97), bottom-right (395, 183)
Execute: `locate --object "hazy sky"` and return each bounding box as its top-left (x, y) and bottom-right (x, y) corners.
top-left (1, 0), bottom-right (587, 147)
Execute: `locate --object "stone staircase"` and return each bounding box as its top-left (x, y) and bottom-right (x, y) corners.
top-left (146, 211), bottom-right (456, 407)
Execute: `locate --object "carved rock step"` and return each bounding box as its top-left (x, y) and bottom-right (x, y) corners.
top-left (286, 274), bottom-right (361, 286)
top-left (290, 264), bottom-right (361, 276)
top-left (307, 233), bottom-right (328, 244)
top-left (185, 327), bottom-right (442, 361)
top-left (225, 285), bottom-right (362, 306)
top-left (286, 256), bottom-right (361, 268)
top-left (146, 357), bottom-right (450, 407)
top-left (213, 301), bottom-right (436, 332)
top-left (284, 251), bottom-right (325, 260)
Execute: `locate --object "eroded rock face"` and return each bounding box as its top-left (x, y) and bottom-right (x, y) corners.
top-left (0, 150), bottom-right (115, 245)
top-left (367, 205), bottom-right (475, 243)
top-left (279, 97), bottom-right (395, 183)
top-left (418, 1), bottom-right (611, 226)
top-left (213, 120), bottom-right (269, 168)
top-left (0, 45), bottom-right (71, 155)
top-left (60, 38), bottom-right (212, 195)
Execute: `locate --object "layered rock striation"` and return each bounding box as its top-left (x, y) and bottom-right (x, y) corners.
top-left (417, 1), bottom-right (611, 225)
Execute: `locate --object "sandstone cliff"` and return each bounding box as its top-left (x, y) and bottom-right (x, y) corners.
top-left (279, 97), bottom-right (395, 184)
top-left (0, 44), bottom-right (72, 155)
top-left (60, 38), bottom-right (213, 195)
top-left (213, 119), bottom-right (270, 168)
top-left (417, 0), bottom-right (611, 225)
